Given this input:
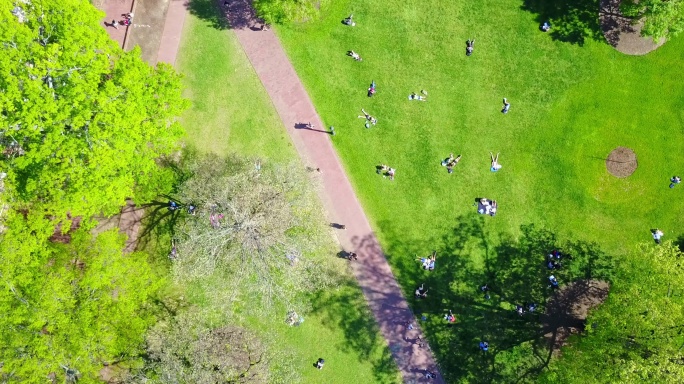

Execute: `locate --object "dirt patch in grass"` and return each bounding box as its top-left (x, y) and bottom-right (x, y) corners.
top-left (606, 146), bottom-right (637, 178)
top-left (600, 0), bottom-right (665, 55)
top-left (542, 279), bottom-right (610, 352)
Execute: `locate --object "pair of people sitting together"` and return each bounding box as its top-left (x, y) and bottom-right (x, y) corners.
top-left (441, 153), bottom-right (462, 173)
top-left (419, 252), bottom-right (436, 271)
top-left (377, 164), bottom-right (396, 180)
top-left (478, 198), bottom-right (498, 216)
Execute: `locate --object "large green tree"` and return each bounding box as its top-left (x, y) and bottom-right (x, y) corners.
top-left (0, 227), bottom-right (162, 382)
top-left (541, 242), bottom-right (684, 383)
top-left (0, 0), bottom-right (187, 221)
top-left (622, 0), bottom-right (684, 40)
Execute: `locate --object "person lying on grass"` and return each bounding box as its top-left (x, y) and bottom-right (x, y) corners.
top-left (347, 50), bottom-right (362, 61)
top-left (490, 152), bottom-right (502, 171)
top-left (408, 91), bottom-right (427, 101)
top-left (446, 155), bottom-right (462, 173)
top-left (358, 108), bottom-right (377, 126)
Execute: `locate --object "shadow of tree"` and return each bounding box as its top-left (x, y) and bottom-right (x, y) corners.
top-left (186, 0), bottom-right (260, 31)
top-left (379, 216), bottom-right (615, 383)
top-left (520, 0), bottom-right (603, 45)
top-left (308, 280), bottom-right (401, 383)
top-left (186, 0), bottom-right (232, 30)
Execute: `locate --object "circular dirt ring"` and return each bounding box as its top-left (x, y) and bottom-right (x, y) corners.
top-left (606, 147), bottom-right (637, 178)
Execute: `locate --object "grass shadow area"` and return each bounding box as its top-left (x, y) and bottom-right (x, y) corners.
top-left (308, 280), bottom-right (402, 383)
top-left (380, 216), bottom-right (615, 383)
top-left (520, 0), bottom-right (603, 45)
top-left (186, 0), bottom-right (231, 30)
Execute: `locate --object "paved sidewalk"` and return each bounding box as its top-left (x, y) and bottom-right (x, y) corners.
top-left (98, 0), bottom-right (135, 48)
top-left (156, 0), bottom-right (189, 65)
top-left (223, 2), bottom-right (444, 383)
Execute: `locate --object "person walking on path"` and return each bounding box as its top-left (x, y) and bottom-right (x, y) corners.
top-left (226, 9), bottom-right (445, 381)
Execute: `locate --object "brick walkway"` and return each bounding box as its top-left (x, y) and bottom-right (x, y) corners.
top-left (99, 0), bottom-right (135, 48)
top-left (223, 2), bottom-right (444, 383)
top-left (103, 0), bottom-right (444, 380)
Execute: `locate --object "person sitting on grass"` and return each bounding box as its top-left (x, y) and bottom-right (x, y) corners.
top-left (441, 153), bottom-right (455, 167)
top-left (415, 284), bottom-right (428, 298)
top-left (342, 14), bottom-right (355, 26)
top-left (548, 275), bottom-right (559, 289)
top-left (286, 311), bottom-right (303, 326)
top-left (428, 251), bottom-right (436, 270)
top-left (490, 152), bottom-right (502, 172)
top-left (547, 260), bottom-right (556, 270)
top-left (368, 80), bottom-right (376, 97)
top-left (444, 310), bottom-right (456, 323)
top-left (315, 358), bottom-right (325, 369)
top-left (387, 167), bottom-right (396, 181)
top-left (377, 164), bottom-right (389, 174)
top-left (480, 284), bottom-right (491, 299)
top-left (516, 305), bottom-right (524, 316)
top-left (489, 200), bottom-right (498, 216)
top-left (527, 302), bottom-right (537, 313)
top-left (652, 228), bottom-right (664, 244)
top-left (479, 341), bottom-right (489, 352)
top-left (466, 39), bottom-right (475, 56)
top-left (347, 50), bottom-right (362, 61)
top-left (540, 21), bottom-right (551, 32)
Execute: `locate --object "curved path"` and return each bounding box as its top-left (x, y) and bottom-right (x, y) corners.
top-left (220, 2), bottom-right (443, 383)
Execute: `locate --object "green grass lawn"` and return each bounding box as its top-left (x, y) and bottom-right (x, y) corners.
top-left (274, 0), bottom-right (684, 381)
top-left (174, 2), bottom-right (401, 382)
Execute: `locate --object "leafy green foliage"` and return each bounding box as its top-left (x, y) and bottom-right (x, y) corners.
top-left (0, 225), bottom-right (162, 382)
top-left (622, 0), bottom-right (684, 40)
top-left (253, 0), bottom-right (324, 24)
top-left (542, 242), bottom-right (684, 383)
top-left (0, 0), bottom-right (187, 221)
top-left (396, 220), bottom-right (614, 383)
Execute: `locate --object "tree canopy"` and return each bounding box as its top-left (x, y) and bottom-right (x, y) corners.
top-left (170, 154), bottom-right (338, 313)
top-left (622, 0), bottom-right (684, 40)
top-left (0, 228), bottom-right (162, 382)
top-left (541, 242), bottom-right (684, 383)
top-left (0, 0), bottom-right (187, 221)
